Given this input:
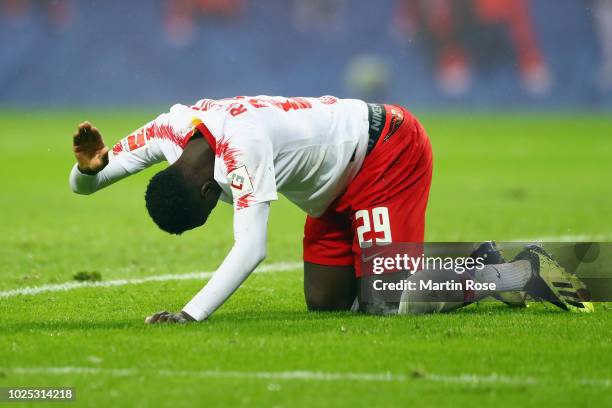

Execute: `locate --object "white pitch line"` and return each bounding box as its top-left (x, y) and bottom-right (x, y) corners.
top-left (0, 262), bottom-right (301, 299)
top-left (8, 367), bottom-right (405, 383)
top-left (1, 232), bottom-right (610, 299)
top-left (4, 366), bottom-right (611, 388)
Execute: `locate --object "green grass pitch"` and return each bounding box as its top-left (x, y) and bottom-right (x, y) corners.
top-left (0, 111), bottom-right (611, 407)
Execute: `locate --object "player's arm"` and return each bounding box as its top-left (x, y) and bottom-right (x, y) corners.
top-left (146, 202), bottom-right (270, 323)
top-left (69, 119), bottom-right (164, 195)
top-left (145, 126), bottom-right (277, 324)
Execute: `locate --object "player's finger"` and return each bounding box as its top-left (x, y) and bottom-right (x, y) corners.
top-left (84, 135), bottom-right (96, 146)
top-left (158, 311), bottom-right (173, 322)
top-left (97, 147), bottom-right (110, 164)
top-left (81, 123), bottom-right (93, 135)
top-left (147, 313), bottom-right (161, 324)
top-left (91, 127), bottom-right (102, 138)
top-left (145, 313), bottom-right (165, 324)
top-left (91, 128), bottom-right (104, 146)
top-left (168, 314), bottom-right (184, 324)
top-left (77, 123), bottom-right (91, 136)
top-left (145, 311), bottom-right (168, 324)
top-left (77, 126), bottom-right (90, 141)
top-left (73, 131), bottom-right (82, 146)
top-left (78, 122), bottom-right (93, 136)
top-left (146, 314), bottom-right (164, 324)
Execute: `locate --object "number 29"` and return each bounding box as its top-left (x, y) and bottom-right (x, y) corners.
top-left (355, 207), bottom-right (392, 248)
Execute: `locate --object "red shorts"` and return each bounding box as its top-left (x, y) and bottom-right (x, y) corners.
top-left (303, 105), bottom-right (433, 277)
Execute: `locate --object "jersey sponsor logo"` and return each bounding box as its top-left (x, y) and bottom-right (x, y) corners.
top-left (367, 104), bottom-right (386, 153)
top-left (369, 104), bottom-right (385, 133)
top-left (361, 251), bottom-right (387, 263)
top-left (228, 165), bottom-right (254, 201)
top-left (383, 108), bottom-right (404, 143)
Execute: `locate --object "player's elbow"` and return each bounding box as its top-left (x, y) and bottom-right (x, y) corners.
top-left (70, 183), bottom-right (94, 195)
top-left (71, 187), bottom-right (92, 195)
top-left (69, 165), bottom-right (98, 195)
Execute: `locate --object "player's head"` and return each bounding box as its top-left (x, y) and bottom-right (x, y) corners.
top-left (145, 137), bottom-right (220, 235)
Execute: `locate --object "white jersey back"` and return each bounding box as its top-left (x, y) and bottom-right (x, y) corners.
top-left (108, 95), bottom-right (369, 216)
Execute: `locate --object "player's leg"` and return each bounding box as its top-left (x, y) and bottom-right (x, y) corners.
top-left (343, 105), bottom-right (434, 313)
top-left (303, 213), bottom-right (357, 311)
top-left (399, 268), bottom-right (466, 314)
top-left (340, 104), bottom-right (591, 314)
top-left (400, 244), bottom-right (594, 314)
top-left (348, 105), bottom-right (434, 268)
top-left (303, 262), bottom-right (356, 311)
top-left (399, 261), bottom-right (532, 314)
top-left (398, 241), bottom-right (524, 313)
top-left (337, 106), bottom-right (570, 314)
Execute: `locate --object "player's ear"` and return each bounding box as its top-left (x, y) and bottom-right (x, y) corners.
top-left (200, 180), bottom-right (221, 201)
top-left (200, 180), bottom-right (212, 198)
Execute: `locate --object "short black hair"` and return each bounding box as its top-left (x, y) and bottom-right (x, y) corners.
top-left (145, 166), bottom-right (203, 235)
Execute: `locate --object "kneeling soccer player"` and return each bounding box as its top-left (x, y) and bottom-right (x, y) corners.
top-left (69, 95), bottom-right (591, 323)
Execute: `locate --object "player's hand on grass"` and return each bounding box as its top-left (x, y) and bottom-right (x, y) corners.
top-left (73, 121), bottom-right (110, 175)
top-left (145, 311), bottom-right (196, 325)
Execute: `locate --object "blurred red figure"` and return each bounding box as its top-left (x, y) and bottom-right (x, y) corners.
top-left (474, 0), bottom-right (550, 94)
top-left (1, 0), bottom-right (73, 28)
top-left (292, 0), bottom-right (349, 39)
top-left (395, 0), bottom-right (551, 95)
top-left (165, 0), bottom-right (245, 46)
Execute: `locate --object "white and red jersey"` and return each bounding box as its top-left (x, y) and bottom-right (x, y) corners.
top-left (70, 95), bottom-right (373, 321)
top-left (106, 95), bottom-right (369, 217)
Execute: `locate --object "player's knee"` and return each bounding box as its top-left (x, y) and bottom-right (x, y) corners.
top-left (303, 262), bottom-right (356, 311)
top-left (305, 291), bottom-right (333, 311)
top-left (305, 287), bottom-right (353, 311)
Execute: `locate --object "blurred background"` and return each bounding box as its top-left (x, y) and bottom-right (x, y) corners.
top-left (0, 0), bottom-right (610, 109)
